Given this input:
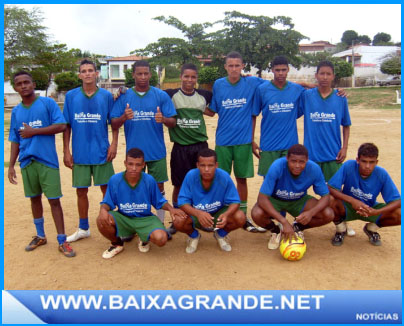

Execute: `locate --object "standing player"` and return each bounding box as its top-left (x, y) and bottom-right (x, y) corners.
top-left (251, 144), bottom-right (334, 249)
top-left (111, 60), bottom-right (177, 226)
top-left (174, 148), bottom-right (246, 253)
top-left (63, 59), bottom-right (118, 242)
top-left (164, 63), bottom-right (214, 234)
top-left (96, 148), bottom-right (186, 259)
top-left (210, 51), bottom-right (266, 232)
top-left (328, 143), bottom-right (401, 246)
top-left (8, 71), bottom-right (75, 257)
top-left (300, 60), bottom-right (351, 182)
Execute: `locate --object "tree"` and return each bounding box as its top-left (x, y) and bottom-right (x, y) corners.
top-left (380, 56), bottom-right (401, 75)
top-left (4, 5), bottom-right (49, 78)
top-left (373, 32), bottom-right (393, 46)
top-left (219, 11), bottom-right (307, 77)
top-left (54, 71), bottom-right (81, 92)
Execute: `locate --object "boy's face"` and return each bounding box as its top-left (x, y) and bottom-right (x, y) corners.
top-left (272, 64), bottom-right (289, 84)
top-left (315, 66), bottom-right (335, 88)
top-left (287, 154), bottom-right (308, 177)
top-left (181, 69), bottom-right (197, 91)
top-left (197, 156), bottom-right (218, 182)
top-left (79, 64), bottom-right (98, 85)
top-left (224, 58), bottom-right (244, 80)
top-left (124, 156), bottom-right (145, 178)
top-left (357, 155), bottom-right (378, 178)
top-left (13, 75), bottom-right (36, 97)
top-left (133, 66), bottom-right (151, 89)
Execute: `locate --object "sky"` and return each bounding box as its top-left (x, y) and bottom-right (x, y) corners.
top-left (13, 4), bottom-right (402, 57)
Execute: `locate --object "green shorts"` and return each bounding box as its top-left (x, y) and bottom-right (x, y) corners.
top-left (258, 150), bottom-right (288, 177)
top-left (73, 162), bottom-right (114, 188)
top-left (191, 206), bottom-right (229, 231)
top-left (21, 160), bottom-right (62, 199)
top-left (109, 211), bottom-right (166, 242)
top-left (268, 195), bottom-right (313, 218)
top-left (343, 202), bottom-right (386, 223)
top-left (316, 161), bottom-right (341, 182)
top-left (144, 158), bottom-right (168, 183)
top-left (215, 144), bottom-right (253, 178)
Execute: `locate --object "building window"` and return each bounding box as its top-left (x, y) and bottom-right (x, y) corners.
top-left (110, 65), bottom-right (120, 78)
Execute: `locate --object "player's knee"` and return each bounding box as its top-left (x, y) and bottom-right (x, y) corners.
top-left (151, 230), bottom-right (167, 247)
top-left (76, 187), bottom-right (88, 197)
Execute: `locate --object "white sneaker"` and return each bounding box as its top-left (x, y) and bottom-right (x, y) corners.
top-left (186, 234), bottom-right (201, 254)
top-left (214, 231), bottom-right (232, 252)
top-left (138, 240), bottom-right (150, 253)
top-left (66, 228), bottom-right (90, 242)
top-left (102, 245), bottom-right (124, 259)
top-left (268, 232), bottom-right (282, 250)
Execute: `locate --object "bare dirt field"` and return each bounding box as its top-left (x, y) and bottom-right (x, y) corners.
top-left (3, 94), bottom-right (401, 290)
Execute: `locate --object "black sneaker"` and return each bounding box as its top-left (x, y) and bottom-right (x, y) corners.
top-left (25, 236), bottom-right (47, 251)
top-left (332, 232), bottom-right (346, 246)
top-left (363, 224), bottom-right (382, 246)
top-left (243, 220), bottom-right (258, 233)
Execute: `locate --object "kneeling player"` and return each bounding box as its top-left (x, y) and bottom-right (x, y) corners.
top-left (251, 144), bottom-right (334, 249)
top-left (328, 143), bottom-right (401, 246)
top-left (174, 148), bottom-right (246, 253)
top-left (96, 148), bottom-right (186, 259)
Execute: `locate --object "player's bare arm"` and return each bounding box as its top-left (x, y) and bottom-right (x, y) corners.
top-left (336, 126), bottom-right (350, 163)
top-left (19, 122), bottom-right (66, 139)
top-left (296, 194), bottom-right (330, 225)
top-left (8, 142), bottom-right (20, 185)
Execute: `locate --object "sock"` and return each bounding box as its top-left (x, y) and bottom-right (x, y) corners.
top-left (173, 202), bottom-right (179, 209)
top-left (34, 217), bottom-right (45, 238)
top-left (189, 229), bottom-right (200, 239)
top-left (217, 228), bottom-right (228, 237)
top-left (367, 222), bottom-right (380, 232)
top-left (240, 201), bottom-right (247, 214)
top-left (79, 217), bottom-right (89, 230)
top-left (57, 234), bottom-right (66, 245)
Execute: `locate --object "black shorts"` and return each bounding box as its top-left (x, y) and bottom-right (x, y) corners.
top-left (170, 141), bottom-right (208, 187)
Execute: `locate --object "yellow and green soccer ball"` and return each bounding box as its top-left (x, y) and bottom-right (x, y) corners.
top-left (279, 237), bottom-right (306, 261)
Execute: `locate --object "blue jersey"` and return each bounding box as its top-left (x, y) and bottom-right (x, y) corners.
top-left (253, 81), bottom-right (304, 151)
top-left (111, 87), bottom-right (177, 161)
top-left (63, 87), bottom-right (114, 165)
top-left (301, 88), bottom-right (351, 162)
top-left (101, 172), bottom-right (167, 217)
top-left (178, 168), bottom-right (240, 214)
top-left (8, 97), bottom-right (66, 169)
top-left (210, 76), bottom-right (264, 146)
top-left (260, 157), bottom-right (329, 201)
top-left (328, 160), bottom-right (400, 207)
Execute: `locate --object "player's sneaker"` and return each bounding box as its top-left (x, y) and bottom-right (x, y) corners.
top-left (267, 232), bottom-right (282, 250)
top-left (25, 236), bottom-right (47, 251)
top-left (214, 231), bottom-right (232, 252)
top-left (58, 242), bottom-right (76, 258)
top-left (102, 245), bottom-right (124, 259)
top-left (185, 234), bottom-right (201, 254)
top-left (66, 228), bottom-right (90, 242)
top-left (292, 222), bottom-right (305, 241)
top-left (138, 240), bottom-right (150, 253)
top-left (331, 232), bottom-right (346, 246)
top-left (363, 224), bottom-right (382, 246)
top-left (243, 219), bottom-right (259, 233)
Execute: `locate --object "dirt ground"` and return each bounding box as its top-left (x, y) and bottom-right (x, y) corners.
top-left (3, 104), bottom-right (401, 290)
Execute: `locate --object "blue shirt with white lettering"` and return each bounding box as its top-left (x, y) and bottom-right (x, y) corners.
top-left (101, 172), bottom-right (167, 217)
top-left (63, 87), bottom-right (113, 165)
top-left (9, 97), bottom-right (66, 169)
top-left (300, 88), bottom-right (351, 162)
top-left (328, 160), bottom-right (400, 207)
top-left (210, 76), bottom-right (264, 146)
top-left (253, 81), bottom-right (304, 151)
top-left (260, 157), bottom-right (329, 201)
top-left (178, 168), bottom-right (240, 214)
top-left (111, 87), bottom-right (177, 161)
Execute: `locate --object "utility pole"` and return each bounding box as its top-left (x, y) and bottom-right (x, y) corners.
top-left (352, 40), bottom-right (355, 88)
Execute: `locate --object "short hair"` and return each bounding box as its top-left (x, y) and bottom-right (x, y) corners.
top-left (79, 59), bottom-right (96, 72)
top-left (197, 148), bottom-right (217, 162)
top-left (181, 63), bottom-right (198, 75)
top-left (271, 56), bottom-right (289, 68)
top-left (317, 60), bottom-right (334, 74)
top-left (225, 51), bottom-right (243, 63)
top-left (13, 70), bottom-right (33, 82)
top-left (287, 144), bottom-right (308, 158)
top-left (126, 148), bottom-right (144, 160)
top-left (358, 143), bottom-right (379, 159)
top-left (133, 60), bottom-right (150, 72)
